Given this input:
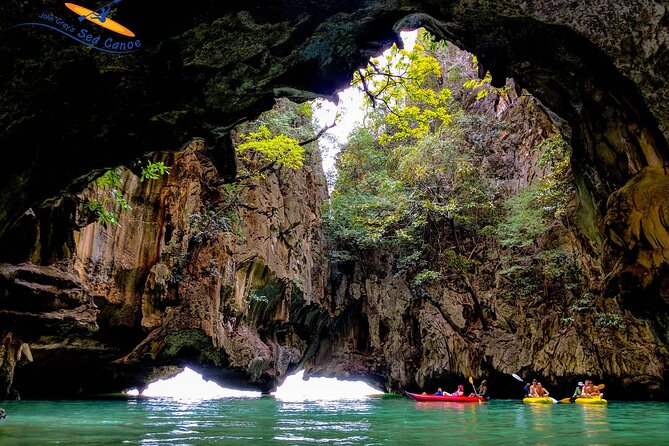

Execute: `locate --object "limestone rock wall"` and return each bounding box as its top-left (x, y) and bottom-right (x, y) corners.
top-left (307, 80), bottom-right (669, 399)
top-left (0, 135), bottom-right (329, 397)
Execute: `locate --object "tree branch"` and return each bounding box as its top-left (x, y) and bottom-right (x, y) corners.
top-left (298, 121), bottom-right (337, 146)
top-left (358, 69), bottom-right (377, 107)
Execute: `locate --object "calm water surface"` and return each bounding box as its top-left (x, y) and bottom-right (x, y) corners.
top-left (1, 398), bottom-right (668, 445)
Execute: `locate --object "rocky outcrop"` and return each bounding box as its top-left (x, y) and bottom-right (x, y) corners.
top-left (0, 131), bottom-right (329, 397)
top-left (309, 84), bottom-right (669, 399)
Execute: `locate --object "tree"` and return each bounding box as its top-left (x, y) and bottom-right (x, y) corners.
top-left (353, 29), bottom-right (452, 146)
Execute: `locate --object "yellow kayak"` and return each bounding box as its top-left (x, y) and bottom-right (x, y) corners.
top-left (523, 397), bottom-right (554, 404)
top-left (575, 397), bottom-right (608, 405)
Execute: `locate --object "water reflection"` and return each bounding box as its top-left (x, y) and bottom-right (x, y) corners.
top-left (414, 401), bottom-right (480, 414)
top-left (581, 405), bottom-right (610, 441)
top-left (3, 398), bottom-right (668, 445)
top-left (274, 399), bottom-right (373, 444)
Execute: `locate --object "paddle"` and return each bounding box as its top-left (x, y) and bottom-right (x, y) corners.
top-left (468, 376), bottom-right (481, 404)
top-left (512, 373), bottom-right (527, 397)
top-left (468, 376), bottom-right (478, 395)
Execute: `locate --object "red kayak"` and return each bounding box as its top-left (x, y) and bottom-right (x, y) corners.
top-left (405, 392), bottom-right (485, 403)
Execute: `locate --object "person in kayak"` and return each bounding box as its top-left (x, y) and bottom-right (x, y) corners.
top-left (584, 380), bottom-right (604, 398)
top-left (583, 380), bottom-right (594, 396)
top-left (528, 379), bottom-right (538, 396)
top-left (530, 382), bottom-right (550, 398)
top-left (470, 380), bottom-right (488, 398)
top-left (478, 380), bottom-right (487, 398)
top-left (434, 388), bottom-right (444, 396)
top-left (569, 381), bottom-right (584, 402)
top-left (449, 384), bottom-right (465, 397)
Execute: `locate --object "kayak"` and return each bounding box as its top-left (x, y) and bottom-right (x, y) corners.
top-left (523, 397), bottom-right (555, 404)
top-left (406, 392), bottom-right (485, 403)
top-left (574, 397), bottom-right (608, 405)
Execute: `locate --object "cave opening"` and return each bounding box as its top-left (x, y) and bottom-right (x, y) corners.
top-left (127, 368), bottom-right (376, 401)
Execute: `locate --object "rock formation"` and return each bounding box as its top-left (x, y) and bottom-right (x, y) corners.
top-left (0, 0), bottom-right (668, 398)
top-left (1, 131), bottom-right (329, 397)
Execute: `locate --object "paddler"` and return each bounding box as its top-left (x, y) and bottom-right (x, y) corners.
top-left (569, 381), bottom-right (584, 402)
top-left (530, 382), bottom-right (550, 398)
top-left (585, 380), bottom-right (604, 399)
top-left (449, 384), bottom-right (465, 397)
top-left (478, 380), bottom-right (488, 398)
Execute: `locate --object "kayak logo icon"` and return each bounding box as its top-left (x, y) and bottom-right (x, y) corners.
top-left (13, 0), bottom-right (142, 54)
top-left (65, 1), bottom-right (135, 37)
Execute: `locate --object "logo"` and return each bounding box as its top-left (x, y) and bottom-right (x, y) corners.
top-left (13, 0), bottom-right (141, 54)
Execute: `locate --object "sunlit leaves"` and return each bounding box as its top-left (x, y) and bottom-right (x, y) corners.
top-left (236, 125), bottom-right (304, 175)
top-left (140, 160), bottom-right (171, 182)
top-left (95, 169), bottom-right (122, 190)
top-left (87, 167), bottom-right (132, 227)
top-left (353, 30), bottom-right (452, 145)
top-left (462, 56), bottom-right (510, 101)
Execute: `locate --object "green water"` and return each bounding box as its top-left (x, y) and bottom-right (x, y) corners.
top-left (1, 398), bottom-right (668, 445)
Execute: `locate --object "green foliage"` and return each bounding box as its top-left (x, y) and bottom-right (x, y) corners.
top-left (535, 134), bottom-right (573, 219)
top-left (140, 160), bottom-right (171, 182)
top-left (325, 28), bottom-right (579, 313)
top-left (443, 248), bottom-right (476, 272)
top-left (232, 99), bottom-right (319, 181)
top-left (86, 159), bottom-right (171, 227)
top-left (85, 199), bottom-right (120, 227)
top-left (300, 102), bottom-right (313, 119)
top-left (253, 98), bottom-right (316, 142)
top-left (327, 32), bottom-right (502, 264)
top-left (462, 56), bottom-right (511, 100)
top-left (95, 169), bottom-right (122, 190)
top-left (414, 269), bottom-right (441, 286)
top-left (537, 249), bottom-right (580, 284)
top-left (495, 186), bottom-right (547, 249)
top-left (86, 168), bottom-right (131, 228)
top-left (353, 29), bottom-right (452, 145)
top-left (236, 125), bottom-right (304, 177)
top-left (595, 312), bottom-right (627, 330)
top-left (394, 250), bottom-right (426, 276)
